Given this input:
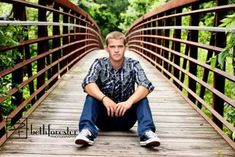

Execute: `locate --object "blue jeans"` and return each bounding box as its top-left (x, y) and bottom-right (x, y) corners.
top-left (79, 95), bottom-right (156, 138)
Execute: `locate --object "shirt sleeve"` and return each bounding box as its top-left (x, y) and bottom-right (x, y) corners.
top-left (82, 59), bottom-right (101, 90)
top-left (133, 61), bottom-right (155, 93)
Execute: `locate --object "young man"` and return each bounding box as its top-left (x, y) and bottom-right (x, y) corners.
top-left (75, 31), bottom-right (160, 147)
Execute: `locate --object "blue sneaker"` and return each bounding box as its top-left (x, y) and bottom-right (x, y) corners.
top-left (75, 129), bottom-right (94, 146)
top-left (140, 130), bottom-right (160, 147)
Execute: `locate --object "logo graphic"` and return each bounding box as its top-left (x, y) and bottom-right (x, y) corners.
top-left (5, 117), bottom-right (78, 139)
top-left (7, 117), bottom-right (28, 139)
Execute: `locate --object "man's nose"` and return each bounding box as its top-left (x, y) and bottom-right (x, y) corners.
top-left (114, 47), bottom-right (119, 52)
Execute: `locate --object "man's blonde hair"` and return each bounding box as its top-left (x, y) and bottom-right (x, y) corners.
top-left (105, 31), bottom-right (126, 46)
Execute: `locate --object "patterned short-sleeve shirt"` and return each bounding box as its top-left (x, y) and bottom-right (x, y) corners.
top-left (82, 57), bottom-right (154, 103)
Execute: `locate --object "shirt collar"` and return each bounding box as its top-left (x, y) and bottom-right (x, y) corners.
top-left (107, 57), bottom-right (128, 73)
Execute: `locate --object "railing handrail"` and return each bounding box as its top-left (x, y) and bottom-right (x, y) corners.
top-left (129, 3), bottom-right (235, 32)
top-left (1, 0), bottom-right (99, 30)
top-left (129, 0), bottom-right (201, 31)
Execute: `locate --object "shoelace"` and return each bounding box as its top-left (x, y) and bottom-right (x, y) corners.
top-left (145, 130), bottom-right (157, 138)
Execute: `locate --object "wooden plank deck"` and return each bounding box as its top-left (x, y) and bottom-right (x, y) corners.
top-left (0, 50), bottom-right (234, 157)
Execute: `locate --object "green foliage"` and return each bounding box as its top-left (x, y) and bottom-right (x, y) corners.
top-left (225, 103), bottom-right (235, 125)
top-left (119, 0), bottom-right (169, 32)
top-left (0, 3), bottom-right (12, 17)
top-left (218, 13), bottom-right (235, 75)
top-left (218, 13), bottom-right (235, 69)
top-left (76, 0), bottom-right (170, 37)
top-left (0, 25), bottom-right (25, 117)
top-left (0, 26), bottom-right (24, 71)
top-left (77, 0), bottom-right (129, 38)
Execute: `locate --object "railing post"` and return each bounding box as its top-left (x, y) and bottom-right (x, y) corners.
top-left (180, 31), bottom-right (191, 89)
top-left (77, 16), bottom-right (85, 57)
top-left (198, 33), bottom-right (215, 108)
top-left (157, 14), bottom-right (163, 71)
top-left (188, 3), bottom-right (199, 103)
top-left (172, 8), bottom-right (182, 89)
top-left (82, 17), bottom-right (87, 45)
top-left (212, 0), bottom-right (228, 129)
top-left (147, 19), bottom-right (151, 62)
top-left (143, 20), bottom-right (147, 57)
top-left (61, 7), bottom-right (69, 76)
top-left (0, 109), bottom-right (5, 138)
top-left (163, 12), bottom-right (170, 78)
top-left (37, 0), bottom-right (48, 98)
top-left (24, 33), bottom-right (35, 104)
top-left (157, 13), bottom-right (165, 73)
top-left (85, 17), bottom-right (89, 56)
top-left (68, 11), bottom-right (75, 69)
top-left (51, 2), bottom-right (60, 86)
top-left (11, 0), bottom-right (25, 125)
top-left (151, 16), bottom-right (157, 66)
top-left (140, 26), bottom-right (144, 56)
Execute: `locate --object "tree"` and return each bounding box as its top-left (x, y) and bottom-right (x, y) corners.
top-left (119, 0), bottom-right (169, 32)
top-left (77, 0), bottom-right (129, 38)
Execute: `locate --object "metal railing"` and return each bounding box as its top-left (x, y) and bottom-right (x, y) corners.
top-left (0, 0), bottom-right (103, 146)
top-left (126, 0), bottom-right (235, 149)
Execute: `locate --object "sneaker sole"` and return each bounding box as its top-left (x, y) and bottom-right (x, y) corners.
top-left (140, 140), bottom-right (160, 147)
top-left (75, 138), bottom-right (94, 146)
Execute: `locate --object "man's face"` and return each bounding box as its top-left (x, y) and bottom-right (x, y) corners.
top-left (106, 38), bottom-right (126, 62)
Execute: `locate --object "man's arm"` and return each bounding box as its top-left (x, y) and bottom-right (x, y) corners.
top-left (126, 85), bottom-right (149, 105)
top-left (84, 82), bottom-right (105, 101)
top-left (84, 83), bottom-right (117, 117)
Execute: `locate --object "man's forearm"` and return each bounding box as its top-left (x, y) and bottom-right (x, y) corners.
top-left (84, 83), bottom-right (105, 101)
top-left (127, 86), bottom-right (149, 105)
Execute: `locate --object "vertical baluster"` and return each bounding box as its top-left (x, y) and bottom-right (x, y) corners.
top-left (163, 12), bottom-right (170, 78)
top-left (11, 0), bottom-right (25, 125)
top-left (197, 33), bottom-right (215, 108)
top-left (168, 10), bottom-right (174, 77)
top-left (37, 0), bottom-right (48, 98)
top-left (212, 0), bottom-right (228, 129)
top-left (68, 11), bottom-right (75, 69)
top-left (141, 24), bottom-right (144, 56)
top-left (61, 7), bottom-right (69, 76)
top-left (157, 14), bottom-right (163, 71)
top-left (172, 8), bottom-right (182, 89)
top-left (188, 3), bottom-right (199, 103)
top-left (51, 2), bottom-right (60, 86)
top-left (147, 19), bottom-right (151, 61)
top-left (84, 17), bottom-right (88, 56)
top-left (75, 14), bottom-right (81, 56)
top-left (180, 31), bottom-right (190, 89)
top-left (151, 16), bottom-right (157, 66)
top-left (81, 17), bottom-right (86, 53)
top-left (0, 109), bottom-right (5, 138)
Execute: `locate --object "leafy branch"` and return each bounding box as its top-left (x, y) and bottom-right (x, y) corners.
top-left (218, 13), bottom-right (235, 75)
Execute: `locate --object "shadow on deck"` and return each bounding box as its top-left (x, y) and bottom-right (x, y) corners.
top-left (0, 50), bottom-right (234, 157)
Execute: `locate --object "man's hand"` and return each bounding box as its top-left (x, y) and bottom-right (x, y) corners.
top-left (115, 101), bottom-right (133, 117)
top-left (102, 97), bottom-right (117, 117)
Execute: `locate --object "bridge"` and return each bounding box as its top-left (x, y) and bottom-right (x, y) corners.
top-left (0, 0), bottom-right (234, 156)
